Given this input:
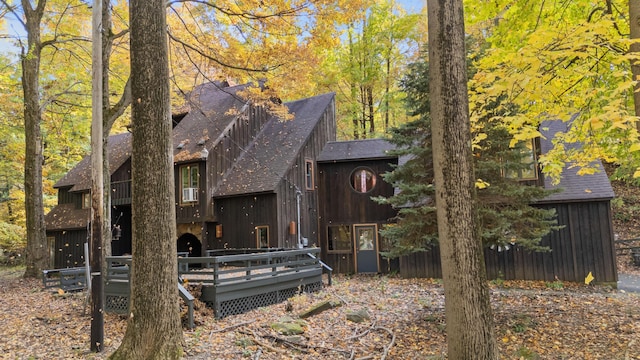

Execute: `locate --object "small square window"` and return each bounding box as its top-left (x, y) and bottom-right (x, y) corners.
top-left (327, 225), bottom-right (352, 252)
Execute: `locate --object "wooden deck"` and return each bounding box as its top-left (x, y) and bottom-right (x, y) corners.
top-left (104, 248), bottom-right (327, 319)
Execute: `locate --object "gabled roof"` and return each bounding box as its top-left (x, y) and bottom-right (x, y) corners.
top-left (318, 139), bottom-right (395, 162)
top-left (538, 120), bottom-right (614, 203)
top-left (173, 82), bottom-right (251, 163)
top-left (53, 132), bottom-right (132, 192)
top-left (52, 82), bottom-right (249, 190)
top-left (214, 92), bottom-right (335, 197)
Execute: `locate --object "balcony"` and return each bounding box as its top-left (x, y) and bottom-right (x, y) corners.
top-left (111, 180), bottom-right (131, 205)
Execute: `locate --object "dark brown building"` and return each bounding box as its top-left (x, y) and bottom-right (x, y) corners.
top-left (45, 86), bottom-right (617, 283)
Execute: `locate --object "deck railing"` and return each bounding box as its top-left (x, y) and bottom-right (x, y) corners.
top-left (105, 248), bottom-right (326, 319)
top-left (110, 180), bottom-right (131, 205)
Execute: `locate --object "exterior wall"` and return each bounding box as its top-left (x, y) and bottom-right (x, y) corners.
top-left (212, 194), bottom-right (279, 249)
top-left (48, 230), bottom-right (87, 268)
top-left (276, 100), bottom-right (337, 249)
top-left (57, 187), bottom-right (76, 205)
top-left (317, 158), bottom-right (398, 274)
top-left (400, 200), bottom-right (618, 283)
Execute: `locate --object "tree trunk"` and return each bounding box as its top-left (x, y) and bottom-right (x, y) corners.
top-left (22, 0), bottom-right (48, 278)
top-left (427, 1), bottom-right (498, 359)
top-left (109, 0), bottom-right (183, 357)
top-left (630, 0), bottom-right (640, 129)
top-left (102, 0), bottom-right (113, 266)
top-left (90, 0), bottom-right (105, 351)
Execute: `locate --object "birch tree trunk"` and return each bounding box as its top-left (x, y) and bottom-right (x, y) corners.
top-left (427, 0), bottom-right (498, 358)
top-left (109, 0), bottom-right (182, 357)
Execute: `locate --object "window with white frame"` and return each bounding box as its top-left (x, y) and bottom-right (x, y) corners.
top-left (181, 164), bottom-right (199, 203)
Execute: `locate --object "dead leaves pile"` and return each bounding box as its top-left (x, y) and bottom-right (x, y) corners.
top-left (1, 271), bottom-right (639, 359)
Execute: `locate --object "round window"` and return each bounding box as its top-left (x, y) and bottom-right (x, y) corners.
top-left (350, 167), bottom-right (377, 193)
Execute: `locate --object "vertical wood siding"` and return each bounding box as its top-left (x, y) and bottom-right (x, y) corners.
top-left (317, 159), bottom-right (398, 273)
top-left (51, 230), bottom-right (88, 268)
top-left (212, 194), bottom-right (278, 249)
top-left (399, 201), bottom-right (617, 283)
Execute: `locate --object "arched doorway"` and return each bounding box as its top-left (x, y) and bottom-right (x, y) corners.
top-left (177, 233), bottom-right (202, 257)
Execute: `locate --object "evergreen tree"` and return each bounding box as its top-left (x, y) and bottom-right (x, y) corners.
top-left (376, 55), bottom-right (559, 258)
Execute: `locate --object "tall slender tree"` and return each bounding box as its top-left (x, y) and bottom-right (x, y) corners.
top-left (18, 0), bottom-right (48, 278)
top-left (109, 0), bottom-right (182, 357)
top-left (427, 0), bottom-right (498, 358)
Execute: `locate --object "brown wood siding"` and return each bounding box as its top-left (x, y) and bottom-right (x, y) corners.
top-left (399, 201), bottom-right (617, 283)
top-left (317, 158), bottom-right (397, 273)
top-left (50, 230), bottom-right (87, 268)
top-left (57, 187), bottom-right (75, 205)
top-left (212, 194), bottom-right (278, 249)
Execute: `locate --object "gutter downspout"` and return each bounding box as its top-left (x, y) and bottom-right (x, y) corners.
top-left (296, 187), bottom-right (302, 248)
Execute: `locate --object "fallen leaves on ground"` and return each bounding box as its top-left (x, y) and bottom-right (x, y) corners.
top-left (1, 269), bottom-right (639, 360)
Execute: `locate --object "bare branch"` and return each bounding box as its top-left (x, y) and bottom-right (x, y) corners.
top-left (0, 0), bottom-right (26, 29)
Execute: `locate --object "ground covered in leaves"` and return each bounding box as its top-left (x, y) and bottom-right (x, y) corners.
top-left (1, 267), bottom-right (639, 360)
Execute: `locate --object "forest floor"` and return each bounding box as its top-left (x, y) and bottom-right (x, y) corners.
top-left (1, 267), bottom-right (640, 359)
top-left (2, 168), bottom-right (640, 359)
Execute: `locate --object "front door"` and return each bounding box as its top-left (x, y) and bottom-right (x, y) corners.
top-left (354, 224), bottom-right (379, 273)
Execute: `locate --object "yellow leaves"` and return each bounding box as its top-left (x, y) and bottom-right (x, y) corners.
top-left (584, 272), bottom-right (594, 285)
top-left (475, 179), bottom-right (490, 189)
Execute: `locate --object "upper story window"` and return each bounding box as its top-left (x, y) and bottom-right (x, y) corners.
top-left (502, 139), bottom-right (539, 181)
top-left (82, 192), bottom-right (91, 209)
top-left (181, 164), bottom-right (199, 204)
top-left (351, 167), bottom-right (377, 193)
top-left (305, 159), bottom-right (314, 190)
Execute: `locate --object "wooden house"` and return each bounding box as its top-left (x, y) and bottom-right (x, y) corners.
top-left (45, 83), bottom-right (617, 283)
top-left (45, 82), bottom-right (336, 266)
top-left (397, 120), bottom-right (618, 283)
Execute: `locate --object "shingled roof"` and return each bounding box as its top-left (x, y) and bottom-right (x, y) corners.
top-left (538, 120), bottom-right (614, 203)
top-left (214, 92), bottom-right (335, 197)
top-left (173, 82), bottom-right (251, 163)
top-left (53, 132), bottom-right (132, 192)
top-left (317, 139), bottom-right (395, 162)
top-left (44, 203), bottom-right (90, 231)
